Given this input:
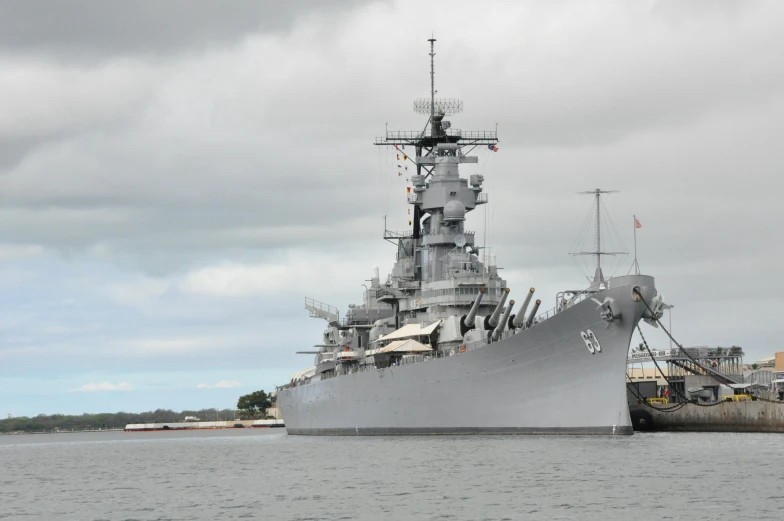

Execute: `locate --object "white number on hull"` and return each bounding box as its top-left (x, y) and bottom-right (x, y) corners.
top-left (580, 330), bottom-right (602, 355)
top-left (587, 329), bottom-right (602, 353)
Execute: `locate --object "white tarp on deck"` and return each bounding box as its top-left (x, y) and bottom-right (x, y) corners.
top-left (290, 366), bottom-right (316, 382)
top-left (377, 339), bottom-right (433, 354)
top-left (379, 321), bottom-right (441, 342)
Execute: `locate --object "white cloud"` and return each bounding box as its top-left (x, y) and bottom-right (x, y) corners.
top-left (106, 276), bottom-right (171, 308)
top-left (0, 244), bottom-right (46, 262)
top-left (116, 336), bottom-right (250, 356)
top-left (197, 380), bottom-right (241, 389)
top-left (68, 381), bottom-right (133, 393)
top-left (178, 253), bottom-right (384, 299)
top-left (180, 262), bottom-right (289, 298)
top-left (0, 56), bottom-right (155, 142)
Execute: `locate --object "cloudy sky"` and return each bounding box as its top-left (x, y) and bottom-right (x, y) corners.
top-left (1, 0), bottom-right (782, 416)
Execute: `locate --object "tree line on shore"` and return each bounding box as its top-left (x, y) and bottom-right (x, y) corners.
top-left (1, 390), bottom-right (274, 433)
top-left (0, 408), bottom-right (237, 433)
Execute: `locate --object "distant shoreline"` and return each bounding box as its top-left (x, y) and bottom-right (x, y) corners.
top-left (1, 428), bottom-right (126, 436)
top-left (0, 408), bottom-right (253, 434)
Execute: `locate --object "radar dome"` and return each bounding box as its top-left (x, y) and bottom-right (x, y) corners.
top-left (443, 200), bottom-right (466, 222)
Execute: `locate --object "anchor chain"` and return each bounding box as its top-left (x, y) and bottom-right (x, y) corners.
top-left (633, 289), bottom-right (783, 406)
top-left (626, 372), bottom-right (687, 413)
top-left (636, 324), bottom-right (722, 408)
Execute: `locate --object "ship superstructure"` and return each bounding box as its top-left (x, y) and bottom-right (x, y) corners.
top-left (276, 40), bottom-right (661, 435)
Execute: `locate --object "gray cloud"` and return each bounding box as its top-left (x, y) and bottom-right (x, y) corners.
top-left (0, 0), bottom-right (369, 58)
top-left (1, 0), bottom-right (783, 405)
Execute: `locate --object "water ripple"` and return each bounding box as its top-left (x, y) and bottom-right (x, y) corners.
top-left (0, 429), bottom-right (782, 520)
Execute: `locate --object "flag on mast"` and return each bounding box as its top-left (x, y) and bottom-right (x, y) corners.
top-left (631, 215), bottom-right (642, 275)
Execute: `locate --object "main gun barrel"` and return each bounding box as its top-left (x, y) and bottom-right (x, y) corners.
top-left (465, 287), bottom-right (485, 328)
top-left (460, 287), bottom-right (485, 335)
top-left (511, 288), bottom-right (535, 328)
top-left (487, 288), bottom-right (510, 328)
top-left (492, 300), bottom-right (515, 341)
top-left (525, 299), bottom-right (542, 328)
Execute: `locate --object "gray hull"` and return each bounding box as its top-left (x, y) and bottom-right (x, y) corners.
top-left (278, 275), bottom-right (655, 436)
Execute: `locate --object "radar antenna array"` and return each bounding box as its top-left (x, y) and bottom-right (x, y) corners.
top-left (373, 37), bottom-right (499, 210)
top-left (414, 98), bottom-right (464, 116)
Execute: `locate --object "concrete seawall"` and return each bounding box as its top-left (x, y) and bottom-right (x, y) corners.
top-left (637, 401), bottom-right (784, 432)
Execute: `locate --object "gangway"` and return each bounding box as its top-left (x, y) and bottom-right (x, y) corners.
top-left (668, 359), bottom-right (743, 385)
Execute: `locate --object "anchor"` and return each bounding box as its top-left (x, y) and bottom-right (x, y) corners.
top-left (641, 294), bottom-right (672, 328)
top-left (591, 296), bottom-right (622, 327)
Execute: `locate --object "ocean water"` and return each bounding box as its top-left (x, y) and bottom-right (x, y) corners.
top-left (0, 429), bottom-right (781, 521)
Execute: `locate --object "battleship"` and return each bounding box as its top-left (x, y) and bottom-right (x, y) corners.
top-left (276, 39), bottom-right (664, 435)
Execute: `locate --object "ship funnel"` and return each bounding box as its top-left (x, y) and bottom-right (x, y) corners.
top-left (486, 288), bottom-right (510, 329)
top-left (525, 299), bottom-right (542, 328)
top-left (511, 288), bottom-right (535, 328)
top-left (460, 287), bottom-right (485, 335)
top-left (492, 300), bottom-right (515, 341)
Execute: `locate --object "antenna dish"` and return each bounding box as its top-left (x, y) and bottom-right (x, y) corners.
top-left (414, 98), bottom-right (463, 116)
top-left (454, 234), bottom-right (466, 248)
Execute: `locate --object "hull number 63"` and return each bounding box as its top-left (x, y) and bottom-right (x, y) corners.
top-left (580, 330), bottom-right (602, 355)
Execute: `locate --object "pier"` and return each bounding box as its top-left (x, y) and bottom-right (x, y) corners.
top-left (632, 401), bottom-right (784, 433)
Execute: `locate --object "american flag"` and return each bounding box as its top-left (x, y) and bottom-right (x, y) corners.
top-left (635, 218), bottom-right (642, 229)
top-left (487, 144), bottom-right (498, 152)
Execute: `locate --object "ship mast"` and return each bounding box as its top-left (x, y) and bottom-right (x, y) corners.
top-left (574, 188), bottom-right (624, 285)
top-left (429, 37), bottom-right (436, 123)
top-left (372, 37), bottom-right (500, 292)
top-left (374, 37), bottom-right (498, 237)
top-left (594, 189), bottom-right (603, 276)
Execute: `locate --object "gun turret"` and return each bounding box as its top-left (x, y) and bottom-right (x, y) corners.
top-left (492, 300), bottom-right (515, 341)
top-left (511, 287), bottom-right (535, 329)
top-left (525, 299), bottom-right (542, 328)
top-left (460, 287), bottom-right (485, 335)
top-left (484, 288), bottom-right (510, 330)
